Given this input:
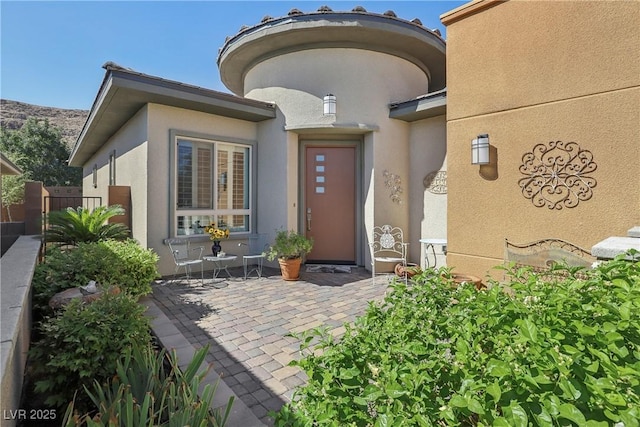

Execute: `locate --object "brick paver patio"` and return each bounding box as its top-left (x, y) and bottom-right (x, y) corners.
top-left (150, 266), bottom-right (390, 426)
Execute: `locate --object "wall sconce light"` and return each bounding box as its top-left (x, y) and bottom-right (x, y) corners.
top-left (323, 94), bottom-right (336, 115)
top-left (471, 134), bottom-right (490, 165)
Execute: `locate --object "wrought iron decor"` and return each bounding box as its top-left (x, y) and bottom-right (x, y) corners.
top-left (423, 170), bottom-right (447, 194)
top-left (518, 141), bottom-right (596, 210)
top-left (383, 170), bottom-right (403, 204)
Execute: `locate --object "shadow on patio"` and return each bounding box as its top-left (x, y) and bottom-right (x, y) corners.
top-left (148, 265), bottom-right (389, 426)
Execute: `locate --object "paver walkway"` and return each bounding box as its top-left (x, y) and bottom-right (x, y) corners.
top-left (149, 266), bottom-right (391, 426)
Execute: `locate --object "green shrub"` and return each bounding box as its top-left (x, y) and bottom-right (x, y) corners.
top-left (33, 239), bottom-right (159, 313)
top-left (266, 229), bottom-right (314, 261)
top-left (45, 205), bottom-right (130, 248)
top-left (62, 343), bottom-right (234, 427)
top-left (97, 239), bottom-right (160, 296)
top-left (275, 254), bottom-right (640, 426)
top-left (29, 292), bottom-right (151, 409)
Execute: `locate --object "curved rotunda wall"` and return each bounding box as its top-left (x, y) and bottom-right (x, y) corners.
top-left (244, 48), bottom-right (429, 264)
top-left (243, 48), bottom-right (430, 126)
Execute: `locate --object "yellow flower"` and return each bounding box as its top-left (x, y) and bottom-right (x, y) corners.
top-left (204, 223), bottom-right (230, 241)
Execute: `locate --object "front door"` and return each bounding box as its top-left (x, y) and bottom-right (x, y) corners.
top-left (304, 145), bottom-right (356, 264)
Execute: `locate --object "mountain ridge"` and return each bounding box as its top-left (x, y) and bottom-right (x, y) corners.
top-left (0, 99), bottom-right (89, 148)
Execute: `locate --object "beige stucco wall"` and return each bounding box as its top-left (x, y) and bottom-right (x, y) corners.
top-left (408, 115), bottom-right (447, 267)
top-left (443, 0), bottom-right (640, 279)
top-left (253, 115), bottom-right (290, 237)
top-left (146, 104), bottom-right (259, 276)
top-left (244, 49), bottom-right (429, 126)
top-left (82, 106), bottom-right (149, 245)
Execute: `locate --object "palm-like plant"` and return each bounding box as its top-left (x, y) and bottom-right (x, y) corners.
top-left (46, 205), bottom-right (130, 247)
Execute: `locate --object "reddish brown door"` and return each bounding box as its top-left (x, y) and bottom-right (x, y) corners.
top-left (304, 145), bottom-right (356, 263)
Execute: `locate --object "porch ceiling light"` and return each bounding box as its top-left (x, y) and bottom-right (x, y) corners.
top-left (323, 94), bottom-right (336, 115)
top-left (471, 134), bottom-right (490, 165)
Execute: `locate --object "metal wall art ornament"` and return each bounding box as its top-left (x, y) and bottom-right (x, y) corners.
top-left (423, 170), bottom-right (447, 194)
top-left (383, 170), bottom-right (403, 204)
top-left (518, 140), bottom-right (597, 210)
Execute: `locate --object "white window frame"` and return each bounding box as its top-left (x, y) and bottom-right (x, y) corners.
top-left (169, 130), bottom-right (256, 238)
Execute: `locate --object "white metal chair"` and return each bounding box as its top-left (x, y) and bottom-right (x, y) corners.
top-left (167, 239), bottom-right (204, 284)
top-left (238, 233), bottom-right (269, 279)
top-left (369, 225), bottom-right (408, 284)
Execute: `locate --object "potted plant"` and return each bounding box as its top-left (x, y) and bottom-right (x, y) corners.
top-left (266, 230), bottom-right (313, 281)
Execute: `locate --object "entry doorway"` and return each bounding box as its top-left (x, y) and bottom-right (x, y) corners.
top-left (303, 143), bottom-right (358, 264)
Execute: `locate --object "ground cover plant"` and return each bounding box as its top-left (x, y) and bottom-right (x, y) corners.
top-left (275, 253), bottom-right (640, 426)
top-left (62, 343), bottom-right (234, 426)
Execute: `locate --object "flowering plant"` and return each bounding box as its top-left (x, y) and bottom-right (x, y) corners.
top-left (203, 223), bottom-right (230, 241)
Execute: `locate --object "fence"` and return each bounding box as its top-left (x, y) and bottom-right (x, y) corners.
top-left (41, 196), bottom-right (103, 257)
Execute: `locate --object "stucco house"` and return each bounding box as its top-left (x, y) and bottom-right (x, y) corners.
top-left (69, 7), bottom-right (449, 276)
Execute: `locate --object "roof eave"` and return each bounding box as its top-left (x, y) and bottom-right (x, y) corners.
top-left (69, 68), bottom-right (276, 167)
top-left (389, 90), bottom-right (447, 122)
top-left (218, 12), bottom-right (446, 96)
top-left (1, 152), bottom-right (22, 175)
top-left (441, 0), bottom-right (505, 26)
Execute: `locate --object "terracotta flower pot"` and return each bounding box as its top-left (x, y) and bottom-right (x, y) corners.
top-left (278, 257), bottom-right (302, 281)
top-left (447, 273), bottom-right (485, 290)
top-left (394, 263), bottom-right (422, 279)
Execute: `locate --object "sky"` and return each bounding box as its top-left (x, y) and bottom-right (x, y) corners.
top-left (1, 1), bottom-right (466, 110)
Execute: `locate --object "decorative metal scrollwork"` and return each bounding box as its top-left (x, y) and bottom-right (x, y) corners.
top-left (383, 170), bottom-right (403, 204)
top-left (379, 225), bottom-right (396, 249)
top-left (423, 170), bottom-right (447, 194)
top-left (518, 141), bottom-right (596, 210)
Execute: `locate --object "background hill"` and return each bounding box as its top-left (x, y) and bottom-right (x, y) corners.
top-left (0, 99), bottom-right (89, 147)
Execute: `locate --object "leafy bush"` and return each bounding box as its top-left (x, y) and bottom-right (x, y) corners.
top-left (29, 292), bottom-right (151, 409)
top-left (275, 254), bottom-right (640, 426)
top-left (62, 343), bottom-right (234, 427)
top-left (33, 239), bottom-right (159, 312)
top-left (45, 205), bottom-right (130, 248)
top-left (97, 239), bottom-right (160, 296)
top-left (266, 229), bottom-right (314, 261)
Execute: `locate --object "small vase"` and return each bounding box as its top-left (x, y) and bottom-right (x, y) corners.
top-left (212, 241), bottom-right (222, 256)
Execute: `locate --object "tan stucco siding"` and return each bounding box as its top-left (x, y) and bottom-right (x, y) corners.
top-left (444, 0), bottom-right (640, 279)
top-left (447, 88), bottom-right (640, 277)
top-left (446, 0), bottom-right (640, 120)
top-left (145, 103), bottom-right (259, 276)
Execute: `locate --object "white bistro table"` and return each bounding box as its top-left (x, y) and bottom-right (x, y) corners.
top-left (419, 238), bottom-right (447, 268)
top-left (203, 254), bottom-right (237, 279)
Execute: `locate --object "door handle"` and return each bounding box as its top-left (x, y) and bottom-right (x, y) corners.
top-left (307, 208), bottom-right (312, 231)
